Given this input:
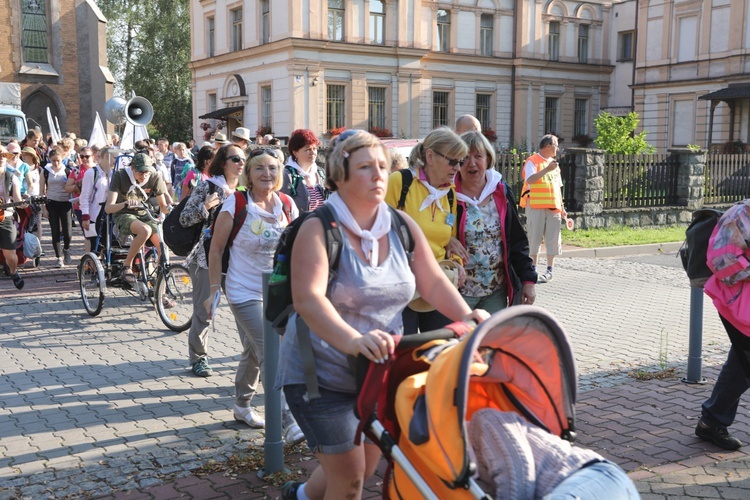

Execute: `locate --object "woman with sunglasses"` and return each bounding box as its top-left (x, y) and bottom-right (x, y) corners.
top-left (385, 127), bottom-right (469, 333)
top-left (180, 145), bottom-right (215, 202)
top-left (453, 131), bottom-right (537, 313)
top-left (281, 128), bottom-right (327, 211)
top-left (180, 145), bottom-right (244, 378)
top-left (277, 130), bottom-right (488, 500)
top-left (205, 148), bottom-right (304, 445)
top-left (65, 146), bottom-right (94, 243)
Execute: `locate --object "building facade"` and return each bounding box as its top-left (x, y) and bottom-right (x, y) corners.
top-left (190, 0), bottom-right (614, 148)
top-left (1, 0), bottom-right (113, 140)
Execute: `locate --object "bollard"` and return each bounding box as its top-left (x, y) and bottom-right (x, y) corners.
top-left (682, 286), bottom-right (708, 384)
top-left (259, 272), bottom-right (288, 477)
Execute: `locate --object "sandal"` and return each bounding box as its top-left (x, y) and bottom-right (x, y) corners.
top-left (121, 268), bottom-right (136, 286)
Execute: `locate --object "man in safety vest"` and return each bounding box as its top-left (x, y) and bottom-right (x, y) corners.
top-left (520, 134), bottom-right (566, 283)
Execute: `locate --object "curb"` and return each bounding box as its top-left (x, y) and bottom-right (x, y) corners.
top-left (560, 241), bottom-right (683, 259)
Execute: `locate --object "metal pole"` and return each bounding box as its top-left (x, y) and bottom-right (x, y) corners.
top-left (682, 286), bottom-right (708, 384)
top-left (259, 272), bottom-right (287, 477)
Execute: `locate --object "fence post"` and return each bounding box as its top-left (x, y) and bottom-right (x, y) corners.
top-left (566, 147), bottom-right (605, 228)
top-left (682, 286), bottom-right (708, 384)
top-left (259, 272), bottom-right (287, 477)
top-left (669, 148), bottom-right (706, 210)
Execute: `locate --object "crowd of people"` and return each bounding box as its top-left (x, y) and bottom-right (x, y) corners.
top-left (0, 120), bottom-right (645, 500)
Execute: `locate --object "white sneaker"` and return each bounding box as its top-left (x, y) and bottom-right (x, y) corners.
top-left (283, 423), bottom-right (306, 446)
top-left (233, 405), bottom-right (265, 429)
top-left (55, 257), bottom-right (64, 268)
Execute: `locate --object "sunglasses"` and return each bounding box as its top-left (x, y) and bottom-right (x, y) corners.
top-left (228, 155), bottom-right (246, 164)
top-left (79, 155), bottom-right (91, 159)
top-left (249, 148), bottom-right (280, 159)
top-left (433, 150), bottom-right (466, 167)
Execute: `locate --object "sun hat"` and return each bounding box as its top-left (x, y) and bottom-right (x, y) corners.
top-left (21, 147), bottom-right (40, 164)
top-left (214, 132), bottom-right (229, 145)
top-left (0, 145), bottom-right (14, 160)
top-left (408, 260), bottom-right (460, 313)
top-left (131, 153), bottom-right (155, 173)
top-left (232, 127), bottom-right (252, 142)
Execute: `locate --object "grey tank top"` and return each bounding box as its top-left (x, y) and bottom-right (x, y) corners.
top-left (45, 166), bottom-right (70, 202)
top-left (275, 210), bottom-right (416, 394)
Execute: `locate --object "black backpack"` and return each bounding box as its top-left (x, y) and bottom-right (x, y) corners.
top-left (163, 183), bottom-right (218, 256)
top-left (680, 208), bottom-right (724, 288)
top-left (265, 203), bottom-right (414, 330)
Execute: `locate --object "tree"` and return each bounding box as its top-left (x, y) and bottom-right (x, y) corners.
top-left (594, 112), bottom-right (656, 155)
top-left (96, 0), bottom-right (193, 142)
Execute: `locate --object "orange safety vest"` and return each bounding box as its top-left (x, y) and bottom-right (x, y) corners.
top-left (519, 153), bottom-right (562, 211)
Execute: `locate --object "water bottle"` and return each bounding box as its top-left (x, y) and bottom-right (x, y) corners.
top-left (268, 254), bottom-right (288, 283)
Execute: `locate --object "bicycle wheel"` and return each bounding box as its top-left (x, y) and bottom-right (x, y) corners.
top-left (155, 264), bottom-right (193, 332)
top-left (79, 253), bottom-right (105, 316)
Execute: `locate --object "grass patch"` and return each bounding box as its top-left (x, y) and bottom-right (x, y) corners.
top-left (562, 224), bottom-right (687, 248)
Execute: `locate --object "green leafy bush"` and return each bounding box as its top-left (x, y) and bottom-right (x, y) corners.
top-left (594, 112), bottom-right (656, 155)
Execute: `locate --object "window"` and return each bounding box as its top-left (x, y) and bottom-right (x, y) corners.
top-left (677, 16), bottom-right (697, 62)
top-left (480, 14), bottom-right (493, 56)
top-left (476, 94), bottom-right (492, 130)
top-left (208, 93), bottom-right (217, 113)
top-left (327, 84), bottom-right (346, 131)
top-left (260, 0), bottom-right (270, 44)
top-left (578, 25), bottom-right (589, 63)
top-left (230, 8), bottom-right (243, 51)
top-left (261, 86), bottom-right (272, 129)
top-left (207, 16), bottom-right (215, 57)
top-left (437, 10), bottom-right (450, 53)
top-left (433, 91), bottom-right (449, 129)
top-left (548, 21), bottom-right (560, 61)
top-left (22, 0), bottom-right (49, 64)
top-left (328, 0), bottom-right (344, 41)
top-left (368, 87), bottom-right (386, 130)
top-left (618, 31), bottom-right (633, 61)
top-left (370, 0), bottom-right (385, 45)
top-left (544, 97), bottom-right (559, 135)
top-left (574, 99), bottom-right (588, 137)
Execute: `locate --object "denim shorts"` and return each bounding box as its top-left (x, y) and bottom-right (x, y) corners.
top-left (283, 384), bottom-right (362, 455)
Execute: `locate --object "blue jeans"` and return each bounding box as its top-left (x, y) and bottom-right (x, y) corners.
top-left (544, 461), bottom-right (640, 499)
top-left (701, 315), bottom-right (750, 428)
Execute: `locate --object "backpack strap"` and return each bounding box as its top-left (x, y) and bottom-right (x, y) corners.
top-left (279, 192), bottom-right (293, 224)
top-left (397, 168), bottom-right (414, 210)
top-left (387, 205), bottom-right (415, 262)
top-left (286, 166), bottom-right (303, 197)
top-left (315, 204), bottom-right (344, 278)
top-left (227, 190), bottom-right (249, 248)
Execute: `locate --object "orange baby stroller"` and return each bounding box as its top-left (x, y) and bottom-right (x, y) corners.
top-left (0, 201), bottom-right (43, 275)
top-left (355, 305), bottom-right (578, 499)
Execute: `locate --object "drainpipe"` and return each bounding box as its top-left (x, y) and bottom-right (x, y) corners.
top-left (510, 0), bottom-right (520, 144)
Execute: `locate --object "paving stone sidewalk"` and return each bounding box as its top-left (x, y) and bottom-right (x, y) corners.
top-left (2, 246), bottom-right (750, 498)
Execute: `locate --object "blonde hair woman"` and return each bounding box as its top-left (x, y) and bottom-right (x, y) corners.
top-left (205, 148), bottom-right (303, 445)
top-left (385, 127), bottom-right (470, 333)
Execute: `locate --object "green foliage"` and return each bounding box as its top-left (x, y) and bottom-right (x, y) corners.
top-left (687, 144), bottom-right (702, 153)
top-left (561, 224), bottom-right (687, 248)
top-left (96, 0), bottom-right (193, 142)
top-left (593, 112), bottom-right (656, 155)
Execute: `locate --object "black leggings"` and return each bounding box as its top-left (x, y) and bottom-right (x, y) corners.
top-left (46, 200), bottom-right (72, 256)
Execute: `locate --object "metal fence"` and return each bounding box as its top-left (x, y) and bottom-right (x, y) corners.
top-left (601, 154), bottom-right (679, 209)
top-left (704, 153), bottom-right (750, 205)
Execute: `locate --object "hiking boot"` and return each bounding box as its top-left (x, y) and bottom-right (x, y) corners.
top-left (55, 257), bottom-right (64, 268)
top-left (695, 419), bottom-right (742, 450)
top-left (281, 481), bottom-right (303, 500)
top-left (12, 273), bottom-right (24, 290)
top-left (538, 270), bottom-right (553, 283)
top-left (192, 357), bottom-right (213, 377)
top-left (283, 423), bottom-right (306, 446)
top-left (63, 249), bottom-right (72, 265)
top-left (233, 405), bottom-right (265, 429)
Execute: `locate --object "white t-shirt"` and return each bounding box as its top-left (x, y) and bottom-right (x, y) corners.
top-left (523, 157), bottom-right (563, 189)
top-left (222, 192), bottom-right (298, 304)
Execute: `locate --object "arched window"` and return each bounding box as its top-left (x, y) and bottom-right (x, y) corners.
top-left (260, 0), bottom-right (270, 44)
top-left (548, 21), bottom-right (560, 61)
top-left (22, 0), bottom-right (49, 64)
top-left (480, 14), bottom-right (493, 56)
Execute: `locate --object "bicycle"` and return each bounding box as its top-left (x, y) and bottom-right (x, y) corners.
top-left (77, 202), bottom-right (194, 332)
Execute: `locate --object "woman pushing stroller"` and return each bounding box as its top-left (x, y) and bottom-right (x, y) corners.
top-left (275, 130), bottom-right (489, 500)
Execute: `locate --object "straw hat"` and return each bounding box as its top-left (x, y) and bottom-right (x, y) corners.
top-left (408, 260), bottom-right (460, 313)
top-left (0, 145), bottom-right (14, 160)
top-left (214, 132), bottom-right (229, 145)
top-left (232, 127), bottom-right (252, 142)
top-left (21, 147), bottom-right (40, 164)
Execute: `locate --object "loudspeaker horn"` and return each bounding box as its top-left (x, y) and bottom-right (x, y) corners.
top-left (103, 95), bottom-right (154, 126)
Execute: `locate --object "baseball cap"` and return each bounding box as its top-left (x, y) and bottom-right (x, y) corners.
top-left (131, 153), bottom-right (155, 173)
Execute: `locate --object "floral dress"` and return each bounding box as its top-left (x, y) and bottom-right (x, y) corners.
top-left (461, 200), bottom-right (505, 298)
